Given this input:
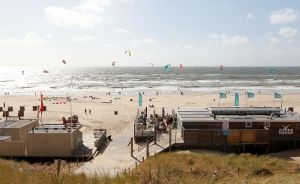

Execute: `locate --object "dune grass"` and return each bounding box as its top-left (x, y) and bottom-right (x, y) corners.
top-left (0, 152), bottom-right (300, 184)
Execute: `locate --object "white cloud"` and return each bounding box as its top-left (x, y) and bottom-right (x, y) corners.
top-left (184, 44), bottom-right (195, 50)
top-left (113, 28), bottom-right (128, 33)
top-left (120, 0), bottom-right (134, 3)
top-left (132, 38), bottom-right (157, 45)
top-left (71, 34), bottom-right (95, 42)
top-left (269, 8), bottom-right (298, 24)
top-left (0, 32), bottom-right (47, 48)
top-left (45, 6), bottom-right (102, 29)
top-left (278, 27), bottom-right (297, 38)
top-left (74, 0), bottom-right (111, 12)
top-left (210, 34), bottom-right (249, 46)
top-left (246, 12), bottom-right (253, 19)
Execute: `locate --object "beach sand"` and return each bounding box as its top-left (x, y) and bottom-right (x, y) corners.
top-left (1, 92), bottom-right (300, 136)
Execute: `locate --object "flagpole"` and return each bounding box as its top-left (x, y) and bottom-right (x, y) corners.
top-left (246, 91), bottom-right (248, 107)
top-left (281, 92), bottom-right (283, 109)
top-left (218, 92), bottom-right (220, 107)
top-left (273, 93), bottom-right (275, 107)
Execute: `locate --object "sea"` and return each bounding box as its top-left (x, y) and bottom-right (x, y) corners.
top-left (1, 66), bottom-right (300, 95)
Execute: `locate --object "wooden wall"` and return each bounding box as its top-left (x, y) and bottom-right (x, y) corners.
top-left (26, 132), bottom-right (74, 157)
top-left (183, 129), bottom-right (269, 147)
top-left (0, 141), bottom-right (26, 156)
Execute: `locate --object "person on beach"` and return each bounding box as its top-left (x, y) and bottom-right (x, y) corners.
top-left (89, 109), bottom-right (92, 115)
top-left (3, 102), bottom-right (5, 108)
top-left (84, 108), bottom-right (87, 115)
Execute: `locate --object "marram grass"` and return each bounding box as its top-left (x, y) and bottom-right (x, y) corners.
top-left (1, 152), bottom-right (300, 184)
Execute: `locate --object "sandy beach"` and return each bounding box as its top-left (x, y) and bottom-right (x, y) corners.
top-left (1, 92), bottom-right (300, 137)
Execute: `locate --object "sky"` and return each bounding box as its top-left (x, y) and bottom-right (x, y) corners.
top-left (0, 0), bottom-right (300, 67)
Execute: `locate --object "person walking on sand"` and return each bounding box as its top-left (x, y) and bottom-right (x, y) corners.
top-left (89, 109), bottom-right (92, 115)
top-left (3, 102), bottom-right (5, 108)
top-left (84, 108), bottom-right (87, 115)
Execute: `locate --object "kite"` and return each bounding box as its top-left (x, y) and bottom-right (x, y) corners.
top-left (164, 64), bottom-right (171, 72)
top-left (62, 60), bottom-right (66, 64)
top-left (125, 50), bottom-right (132, 56)
top-left (219, 64), bottom-right (224, 71)
top-left (149, 63), bottom-right (154, 67)
top-left (112, 61), bottom-right (116, 67)
top-left (22, 71), bottom-right (25, 75)
top-left (179, 64), bottom-right (183, 71)
top-left (43, 70), bottom-right (49, 73)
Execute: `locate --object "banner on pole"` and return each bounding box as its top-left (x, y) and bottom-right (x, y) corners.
top-left (234, 92), bottom-right (239, 107)
top-left (138, 92), bottom-right (142, 106)
top-left (247, 92), bottom-right (255, 98)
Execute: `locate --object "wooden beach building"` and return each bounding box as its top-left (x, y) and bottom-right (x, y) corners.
top-left (177, 107), bottom-right (300, 152)
top-left (0, 119), bottom-right (91, 158)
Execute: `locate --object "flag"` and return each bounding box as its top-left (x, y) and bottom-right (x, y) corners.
top-left (219, 92), bottom-right (227, 98)
top-left (138, 92), bottom-right (142, 107)
top-left (234, 92), bottom-right (239, 106)
top-left (40, 94), bottom-right (45, 114)
top-left (274, 92), bottom-right (282, 99)
top-left (247, 92), bottom-right (255, 98)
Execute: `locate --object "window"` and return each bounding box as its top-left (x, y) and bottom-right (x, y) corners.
top-left (264, 122), bottom-right (270, 128)
top-left (245, 122), bottom-right (252, 128)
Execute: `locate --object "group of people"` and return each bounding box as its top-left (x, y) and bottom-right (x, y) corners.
top-left (84, 108), bottom-right (92, 115)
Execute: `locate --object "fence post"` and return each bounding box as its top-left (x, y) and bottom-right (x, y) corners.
top-left (56, 159), bottom-right (61, 176)
top-left (130, 137), bottom-right (134, 157)
top-left (146, 141), bottom-right (150, 158)
top-left (169, 127), bottom-right (172, 152)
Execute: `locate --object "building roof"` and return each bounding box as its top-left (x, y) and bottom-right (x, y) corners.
top-left (177, 107), bottom-right (300, 122)
top-left (0, 119), bottom-right (36, 129)
top-left (29, 124), bottom-right (82, 134)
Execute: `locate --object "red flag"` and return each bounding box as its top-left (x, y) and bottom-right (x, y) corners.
top-left (40, 94), bottom-right (44, 113)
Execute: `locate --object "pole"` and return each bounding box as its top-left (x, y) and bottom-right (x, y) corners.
top-left (169, 127), bottom-right (172, 152)
top-left (130, 137), bottom-right (133, 157)
top-left (281, 93), bottom-right (283, 109)
top-left (218, 94), bottom-right (220, 107)
top-left (246, 93), bottom-right (248, 107)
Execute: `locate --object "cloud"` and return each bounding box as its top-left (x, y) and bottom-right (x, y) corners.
top-left (278, 27), bottom-right (297, 38)
top-left (120, 0), bottom-right (134, 3)
top-left (246, 12), bottom-right (253, 19)
top-left (183, 44), bottom-right (195, 50)
top-left (113, 28), bottom-right (128, 33)
top-left (74, 0), bottom-right (111, 12)
top-left (45, 0), bottom-right (113, 29)
top-left (132, 38), bottom-right (157, 45)
top-left (210, 34), bottom-right (249, 46)
top-left (71, 34), bottom-right (95, 42)
top-left (45, 6), bottom-right (102, 29)
top-left (269, 8), bottom-right (298, 24)
top-left (0, 32), bottom-right (47, 48)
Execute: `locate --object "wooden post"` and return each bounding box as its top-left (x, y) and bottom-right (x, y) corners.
top-left (146, 141), bottom-right (150, 158)
top-left (130, 137), bottom-right (133, 157)
top-left (169, 127), bottom-right (172, 152)
top-left (56, 159), bottom-right (61, 176)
